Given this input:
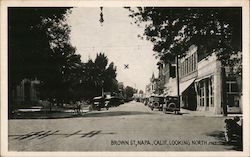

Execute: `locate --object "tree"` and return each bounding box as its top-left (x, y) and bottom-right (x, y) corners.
top-left (8, 7), bottom-right (82, 103)
top-left (74, 53), bottom-right (119, 100)
top-left (127, 7), bottom-right (242, 74)
top-left (124, 86), bottom-right (136, 99)
top-left (9, 7), bottom-right (70, 86)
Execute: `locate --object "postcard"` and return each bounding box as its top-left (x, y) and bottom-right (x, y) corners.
top-left (1, 0), bottom-right (249, 157)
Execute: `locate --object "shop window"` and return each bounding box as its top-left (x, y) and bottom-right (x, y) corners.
top-left (199, 81), bottom-right (205, 106)
top-left (209, 76), bottom-right (214, 107)
top-left (205, 79), bottom-right (209, 107)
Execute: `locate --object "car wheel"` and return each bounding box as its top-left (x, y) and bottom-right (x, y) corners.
top-left (168, 102), bottom-right (176, 112)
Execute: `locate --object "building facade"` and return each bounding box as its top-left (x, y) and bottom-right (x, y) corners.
top-left (179, 45), bottom-right (198, 111)
top-left (151, 44), bottom-right (242, 115)
top-left (179, 45), bottom-right (242, 114)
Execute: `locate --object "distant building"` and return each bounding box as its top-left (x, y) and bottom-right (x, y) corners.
top-left (145, 73), bottom-right (159, 96)
top-left (157, 60), bottom-right (176, 96)
top-left (11, 78), bottom-right (40, 106)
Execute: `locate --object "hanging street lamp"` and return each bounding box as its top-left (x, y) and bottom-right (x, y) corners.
top-left (99, 7), bottom-right (104, 26)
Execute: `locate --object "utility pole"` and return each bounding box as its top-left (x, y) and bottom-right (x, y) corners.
top-left (176, 55), bottom-right (180, 113)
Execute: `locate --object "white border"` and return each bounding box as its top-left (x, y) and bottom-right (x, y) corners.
top-left (1, 0), bottom-right (249, 157)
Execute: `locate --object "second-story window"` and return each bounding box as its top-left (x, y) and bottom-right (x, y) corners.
top-left (180, 51), bottom-right (197, 77)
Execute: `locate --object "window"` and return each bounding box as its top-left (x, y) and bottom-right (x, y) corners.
top-left (231, 83), bottom-right (238, 92)
top-left (191, 54), bottom-right (194, 71)
top-left (181, 53), bottom-right (197, 77)
top-left (170, 66), bottom-right (176, 78)
top-left (183, 61), bottom-right (185, 76)
top-left (194, 53), bottom-right (197, 70)
top-left (185, 60), bottom-right (188, 75)
top-left (188, 57), bottom-right (191, 73)
top-left (182, 62), bottom-right (184, 76)
top-left (227, 81), bottom-right (239, 94)
top-left (226, 81), bottom-right (240, 107)
top-left (205, 79), bottom-right (209, 107)
top-left (199, 81), bottom-right (205, 106)
top-left (209, 76), bottom-right (214, 107)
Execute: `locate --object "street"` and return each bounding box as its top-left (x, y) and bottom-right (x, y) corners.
top-left (8, 101), bottom-right (239, 151)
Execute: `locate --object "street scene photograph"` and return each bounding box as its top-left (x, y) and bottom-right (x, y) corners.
top-left (4, 5), bottom-right (247, 154)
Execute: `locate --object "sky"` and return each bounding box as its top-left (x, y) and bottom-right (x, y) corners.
top-left (66, 7), bottom-right (158, 91)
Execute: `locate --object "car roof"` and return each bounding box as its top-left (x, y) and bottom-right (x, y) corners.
top-left (93, 96), bottom-right (103, 100)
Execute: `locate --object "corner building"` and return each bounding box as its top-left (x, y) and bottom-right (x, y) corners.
top-left (164, 45), bottom-right (242, 115)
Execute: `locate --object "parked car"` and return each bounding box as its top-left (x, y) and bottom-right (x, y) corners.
top-left (163, 96), bottom-right (180, 114)
top-left (105, 96), bottom-right (121, 107)
top-left (92, 96), bottom-right (109, 111)
top-left (148, 95), bottom-right (165, 111)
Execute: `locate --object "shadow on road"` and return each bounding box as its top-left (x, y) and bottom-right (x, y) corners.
top-left (9, 111), bottom-right (84, 120)
top-left (83, 111), bottom-right (155, 117)
top-left (9, 130), bottom-right (116, 141)
top-left (164, 112), bottom-right (188, 115)
top-left (206, 130), bottom-right (243, 151)
top-left (9, 110), bottom-right (156, 119)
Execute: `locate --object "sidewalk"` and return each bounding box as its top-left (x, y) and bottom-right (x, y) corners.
top-left (180, 108), bottom-right (242, 118)
top-left (10, 107), bottom-right (90, 119)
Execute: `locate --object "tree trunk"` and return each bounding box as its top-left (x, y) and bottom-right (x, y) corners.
top-left (221, 67), bottom-right (228, 116)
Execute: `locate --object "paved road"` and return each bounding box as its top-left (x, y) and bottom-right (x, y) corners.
top-left (8, 101), bottom-right (239, 151)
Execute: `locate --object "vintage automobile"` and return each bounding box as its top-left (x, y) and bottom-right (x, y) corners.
top-left (163, 96), bottom-right (180, 114)
top-left (105, 96), bottom-right (121, 107)
top-left (148, 95), bottom-right (165, 111)
top-left (92, 96), bottom-right (109, 111)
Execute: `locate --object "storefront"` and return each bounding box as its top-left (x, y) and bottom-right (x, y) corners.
top-left (194, 53), bottom-right (223, 114)
top-left (194, 53), bottom-right (242, 115)
top-left (195, 76), bottom-right (214, 111)
top-left (180, 78), bottom-right (196, 110)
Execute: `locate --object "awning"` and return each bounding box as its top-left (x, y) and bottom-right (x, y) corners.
top-left (179, 78), bottom-right (195, 94)
top-left (195, 75), bottom-right (213, 82)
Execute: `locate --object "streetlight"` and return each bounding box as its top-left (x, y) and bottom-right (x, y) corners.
top-left (99, 7), bottom-right (104, 26)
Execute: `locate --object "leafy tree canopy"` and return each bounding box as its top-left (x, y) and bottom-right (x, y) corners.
top-left (8, 7), bottom-right (83, 101)
top-left (127, 7), bottom-right (242, 75)
top-left (73, 53), bottom-right (118, 101)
